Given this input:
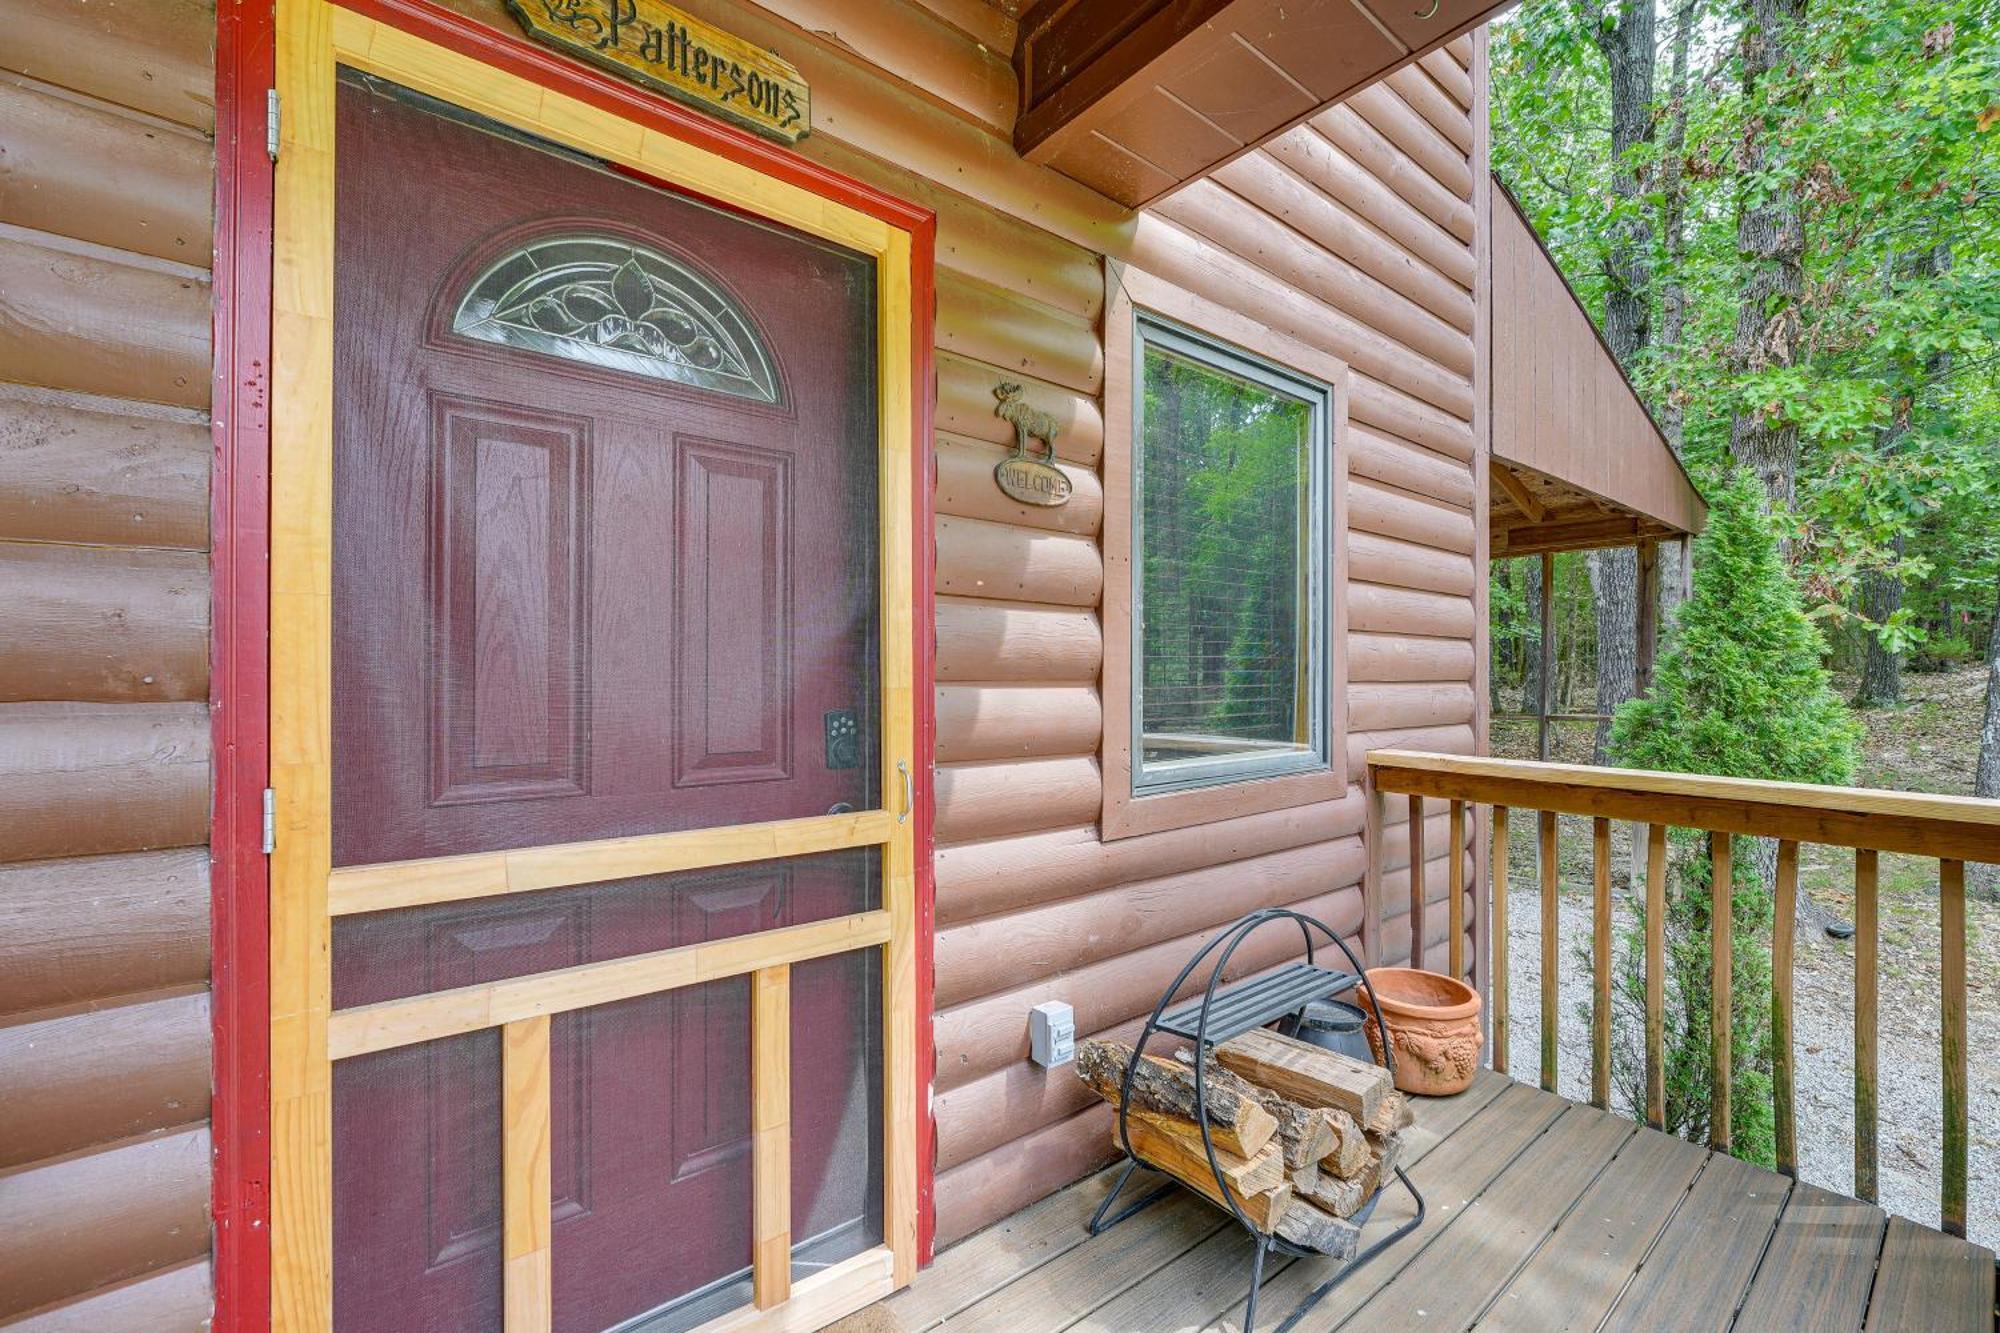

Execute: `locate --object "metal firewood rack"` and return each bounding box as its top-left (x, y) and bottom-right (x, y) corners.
top-left (1087, 907), bottom-right (1426, 1332)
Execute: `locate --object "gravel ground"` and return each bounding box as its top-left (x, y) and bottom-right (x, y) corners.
top-left (1497, 830), bottom-right (2000, 1248)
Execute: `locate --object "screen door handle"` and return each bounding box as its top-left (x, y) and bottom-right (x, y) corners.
top-left (897, 760), bottom-right (913, 825)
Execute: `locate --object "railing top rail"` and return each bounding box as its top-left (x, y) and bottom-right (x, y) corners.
top-left (1366, 749), bottom-right (2000, 863)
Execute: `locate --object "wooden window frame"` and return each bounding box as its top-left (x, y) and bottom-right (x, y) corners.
top-left (267, 4), bottom-right (934, 1329)
top-left (1101, 262), bottom-right (1351, 840)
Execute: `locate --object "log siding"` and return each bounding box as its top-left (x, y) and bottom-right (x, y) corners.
top-left (0, 0), bottom-right (218, 1325)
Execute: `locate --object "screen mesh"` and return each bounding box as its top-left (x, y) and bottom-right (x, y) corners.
top-left (330, 70), bottom-right (880, 869)
top-left (334, 1031), bottom-right (503, 1331)
top-left (333, 847), bottom-right (879, 1008)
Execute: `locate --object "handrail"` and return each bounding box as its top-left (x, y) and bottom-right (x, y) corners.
top-left (1363, 748), bottom-right (1991, 1239)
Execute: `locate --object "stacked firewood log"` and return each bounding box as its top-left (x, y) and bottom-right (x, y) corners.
top-left (1075, 1028), bottom-right (1412, 1260)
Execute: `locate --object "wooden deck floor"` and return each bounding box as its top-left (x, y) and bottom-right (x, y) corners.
top-left (853, 1073), bottom-right (1995, 1332)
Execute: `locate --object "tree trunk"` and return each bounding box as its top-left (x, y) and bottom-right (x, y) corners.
top-left (1656, 0), bottom-right (1696, 453)
top-left (1655, 0), bottom-right (1697, 631)
top-left (1856, 542), bottom-right (1905, 709)
top-left (1594, 0), bottom-right (1656, 365)
top-left (1590, 547), bottom-right (1639, 763)
top-left (1974, 574), bottom-right (2000, 900)
top-left (1728, 0), bottom-right (1810, 514)
top-left (1585, 0), bottom-right (1655, 764)
top-left (1522, 556), bottom-right (1545, 719)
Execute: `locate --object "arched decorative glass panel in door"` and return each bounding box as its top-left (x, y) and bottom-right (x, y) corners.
top-left (451, 233), bottom-right (782, 402)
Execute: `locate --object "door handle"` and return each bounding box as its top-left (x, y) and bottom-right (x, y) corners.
top-left (897, 760), bottom-right (913, 825)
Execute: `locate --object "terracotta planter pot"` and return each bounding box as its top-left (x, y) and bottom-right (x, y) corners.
top-left (1358, 967), bottom-right (1483, 1096)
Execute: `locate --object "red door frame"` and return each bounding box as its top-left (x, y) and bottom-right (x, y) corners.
top-left (210, 3), bottom-right (939, 1325)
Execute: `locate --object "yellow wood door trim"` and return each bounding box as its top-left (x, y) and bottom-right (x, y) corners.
top-left (327, 810), bottom-right (898, 915)
top-left (270, 4), bottom-right (921, 1327)
top-left (327, 909), bottom-right (892, 1059)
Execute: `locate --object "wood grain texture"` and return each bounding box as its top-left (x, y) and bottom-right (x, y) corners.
top-left (1491, 805), bottom-right (1510, 1075)
top-left (1863, 1214), bottom-right (1996, 1331)
top-left (0, 1126), bottom-right (211, 1322)
top-left (1592, 816), bottom-right (1611, 1109)
top-left (1540, 809), bottom-right (1558, 1092)
top-left (502, 1016), bottom-right (552, 1333)
top-left (752, 967), bottom-right (791, 1309)
top-left (0, 703), bottom-right (209, 863)
top-left (1855, 847), bottom-right (1879, 1201)
top-left (0, 79), bottom-right (214, 264)
top-left (0, 988), bottom-right (210, 1170)
top-left (1369, 749), bottom-right (2000, 862)
top-left (0, 543), bottom-right (208, 703)
top-left (0, 0), bottom-right (218, 130)
top-left (0, 388), bottom-right (209, 551)
top-left (0, 848), bottom-right (209, 1015)
top-left (330, 910), bottom-right (889, 1059)
top-left (1477, 1127), bottom-right (1707, 1333)
top-left (1711, 831), bottom-right (1732, 1151)
top-left (1941, 857), bottom-right (1967, 1235)
top-left (1599, 1153), bottom-right (1790, 1333)
top-left (1772, 839), bottom-right (1798, 1174)
top-left (0, 235), bottom-right (210, 411)
top-left (1335, 1105), bottom-right (1634, 1331)
top-left (0, 1257), bottom-right (214, 1333)
top-left (1734, 1182), bottom-right (1886, 1331)
top-left (1645, 822), bottom-right (1667, 1129)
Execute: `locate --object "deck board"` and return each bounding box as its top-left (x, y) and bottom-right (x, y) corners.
top-left (855, 1077), bottom-right (1989, 1333)
top-left (1599, 1151), bottom-right (1792, 1333)
top-left (1862, 1214), bottom-right (1995, 1332)
top-left (1336, 1103), bottom-right (1635, 1331)
top-left (1733, 1182), bottom-right (1886, 1332)
top-left (1476, 1118), bottom-right (1708, 1332)
top-left (1249, 1081), bottom-right (1568, 1331)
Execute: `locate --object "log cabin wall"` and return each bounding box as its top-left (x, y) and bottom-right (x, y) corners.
top-left (0, 0), bottom-right (220, 1326)
top-left (0, 0), bottom-right (1489, 1308)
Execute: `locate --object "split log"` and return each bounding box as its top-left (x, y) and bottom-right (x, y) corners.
top-left (1320, 1107), bottom-right (1369, 1179)
top-left (1214, 1028), bottom-right (1390, 1126)
top-left (1075, 1039), bottom-right (1278, 1158)
top-left (1291, 1166), bottom-right (1372, 1219)
top-left (1172, 1047), bottom-right (1335, 1170)
top-left (1121, 1117), bottom-right (1292, 1233)
top-left (1275, 1199), bottom-right (1362, 1259)
top-left (1364, 1090), bottom-right (1414, 1138)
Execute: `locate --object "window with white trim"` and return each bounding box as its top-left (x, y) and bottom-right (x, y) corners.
top-left (1132, 314), bottom-right (1333, 794)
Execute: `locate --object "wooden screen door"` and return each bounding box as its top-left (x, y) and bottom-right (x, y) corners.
top-left (269, 7), bottom-right (919, 1331)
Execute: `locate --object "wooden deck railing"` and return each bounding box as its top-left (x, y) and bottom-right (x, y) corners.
top-left (1364, 748), bottom-right (2000, 1237)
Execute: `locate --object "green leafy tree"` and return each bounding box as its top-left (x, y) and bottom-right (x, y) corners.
top-left (1607, 475), bottom-right (1863, 1162)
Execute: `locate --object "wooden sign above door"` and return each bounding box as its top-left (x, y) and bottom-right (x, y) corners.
top-left (505, 0), bottom-right (810, 143)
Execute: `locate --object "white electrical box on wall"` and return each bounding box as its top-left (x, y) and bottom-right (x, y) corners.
top-left (1029, 1000), bottom-right (1075, 1068)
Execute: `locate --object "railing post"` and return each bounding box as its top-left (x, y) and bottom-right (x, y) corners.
top-left (1942, 858), bottom-right (1968, 1237)
top-left (1772, 841), bottom-right (1798, 1177)
top-left (1363, 773), bottom-right (1383, 970)
top-left (1592, 817), bottom-right (1611, 1110)
top-left (1644, 823), bottom-right (1666, 1130)
top-left (1492, 806), bottom-right (1510, 1076)
top-left (1855, 848), bottom-right (1879, 1202)
top-left (1449, 799), bottom-right (1466, 983)
top-left (1539, 809), bottom-right (1558, 1094)
top-left (1710, 832), bottom-right (1732, 1153)
top-left (1409, 795), bottom-right (1427, 972)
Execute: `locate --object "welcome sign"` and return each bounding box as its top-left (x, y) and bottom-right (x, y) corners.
top-left (506, 0), bottom-right (810, 143)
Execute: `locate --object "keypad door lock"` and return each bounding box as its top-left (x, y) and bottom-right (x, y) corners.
top-left (823, 708), bottom-right (860, 770)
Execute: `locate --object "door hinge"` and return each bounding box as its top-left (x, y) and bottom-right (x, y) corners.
top-left (267, 89), bottom-right (281, 161)
top-left (262, 788), bottom-right (277, 855)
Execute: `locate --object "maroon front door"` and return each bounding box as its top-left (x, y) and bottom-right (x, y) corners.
top-left (325, 71), bottom-right (884, 1331)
